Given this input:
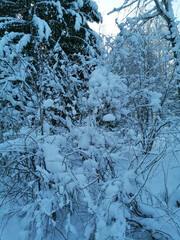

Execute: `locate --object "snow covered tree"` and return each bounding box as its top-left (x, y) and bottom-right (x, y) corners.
top-left (103, 3), bottom-right (180, 238)
top-left (0, 1), bottom-right (103, 239)
top-left (0, 0), bottom-right (102, 135)
top-left (109, 0), bottom-right (180, 103)
top-left (107, 18), bottom-right (175, 153)
top-left (1, 1), bottom-right (179, 239)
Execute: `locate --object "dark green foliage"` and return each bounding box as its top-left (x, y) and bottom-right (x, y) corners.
top-left (0, 0), bottom-right (102, 138)
top-left (0, 0), bottom-right (102, 55)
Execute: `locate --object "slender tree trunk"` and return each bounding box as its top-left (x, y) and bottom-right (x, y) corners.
top-left (154, 0), bottom-right (180, 99)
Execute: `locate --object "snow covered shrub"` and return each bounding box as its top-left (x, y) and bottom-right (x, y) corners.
top-left (122, 123), bottom-right (180, 240)
top-left (0, 1), bottom-right (104, 239)
top-left (107, 17), bottom-right (176, 154)
top-left (0, 120), bottom-right (128, 239)
top-left (0, 126), bottom-right (94, 239)
top-left (1, 0), bottom-right (180, 239)
top-left (87, 66), bottom-right (128, 130)
top-left (95, 179), bottom-right (126, 240)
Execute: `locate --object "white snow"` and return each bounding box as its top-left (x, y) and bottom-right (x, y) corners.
top-left (40, 141), bottom-right (64, 173)
top-left (77, 0), bottom-right (84, 8)
top-left (16, 34), bottom-right (31, 53)
top-left (33, 15), bottom-right (51, 41)
top-left (79, 132), bottom-right (90, 149)
top-left (43, 99), bottom-right (54, 108)
top-left (149, 91), bottom-right (162, 110)
top-left (103, 114), bottom-right (115, 122)
top-left (75, 13), bottom-right (82, 31)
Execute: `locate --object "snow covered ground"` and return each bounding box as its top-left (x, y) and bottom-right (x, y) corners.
top-left (0, 122), bottom-right (179, 240)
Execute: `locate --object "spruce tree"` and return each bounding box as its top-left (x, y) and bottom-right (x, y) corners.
top-left (0, 0), bottom-right (102, 137)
